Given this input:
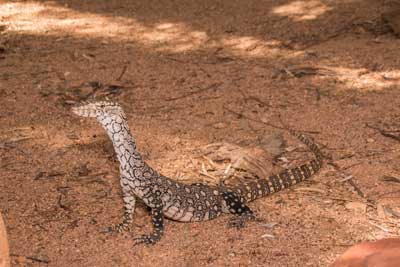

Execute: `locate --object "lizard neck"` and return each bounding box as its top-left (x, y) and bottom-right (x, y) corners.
top-left (97, 114), bottom-right (144, 174)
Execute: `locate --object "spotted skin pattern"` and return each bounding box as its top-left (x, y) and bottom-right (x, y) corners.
top-left (72, 101), bottom-right (324, 245)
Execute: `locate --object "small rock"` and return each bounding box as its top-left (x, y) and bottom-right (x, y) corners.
top-left (366, 138), bottom-right (375, 143)
top-left (105, 174), bottom-right (114, 179)
top-left (76, 164), bottom-right (90, 176)
top-left (64, 100), bottom-right (77, 105)
top-left (259, 222), bottom-right (278, 229)
top-left (212, 122), bottom-right (227, 129)
top-left (261, 233), bottom-right (275, 239)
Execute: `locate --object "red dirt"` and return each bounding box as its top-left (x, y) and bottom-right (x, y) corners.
top-left (1, 0), bottom-right (400, 266)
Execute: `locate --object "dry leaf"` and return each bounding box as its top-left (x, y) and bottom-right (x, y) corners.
top-left (200, 142), bottom-right (275, 179)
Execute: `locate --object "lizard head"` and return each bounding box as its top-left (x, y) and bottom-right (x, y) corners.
top-left (72, 101), bottom-right (125, 119)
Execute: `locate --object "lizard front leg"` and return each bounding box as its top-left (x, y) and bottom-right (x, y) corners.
top-left (133, 200), bottom-right (164, 246)
top-left (109, 179), bottom-right (136, 232)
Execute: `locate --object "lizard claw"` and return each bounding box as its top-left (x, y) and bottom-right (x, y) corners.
top-left (102, 223), bottom-right (130, 233)
top-left (228, 217), bottom-right (246, 229)
top-left (133, 234), bottom-right (160, 246)
top-left (228, 213), bottom-right (256, 229)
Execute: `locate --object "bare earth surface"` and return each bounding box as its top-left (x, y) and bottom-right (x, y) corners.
top-left (1, 0), bottom-right (400, 266)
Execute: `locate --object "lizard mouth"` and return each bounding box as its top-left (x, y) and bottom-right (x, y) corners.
top-left (71, 101), bottom-right (122, 118)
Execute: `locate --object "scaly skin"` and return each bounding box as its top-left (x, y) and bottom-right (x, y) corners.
top-left (72, 101), bottom-right (323, 245)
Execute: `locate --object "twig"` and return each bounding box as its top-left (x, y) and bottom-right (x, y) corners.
top-left (199, 163), bottom-right (218, 181)
top-left (380, 175), bottom-right (400, 183)
top-left (382, 206), bottom-right (400, 218)
top-left (26, 256), bottom-right (49, 264)
top-left (237, 88), bottom-right (271, 108)
top-left (219, 163), bottom-right (234, 185)
top-left (368, 221), bottom-right (390, 232)
top-left (347, 179), bottom-right (366, 198)
top-left (342, 162), bottom-right (363, 170)
top-left (162, 56), bottom-right (188, 64)
top-left (1, 161), bottom-right (26, 168)
top-left (116, 65), bottom-right (127, 81)
top-left (283, 68), bottom-right (295, 77)
top-left (201, 156), bottom-right (217, 169)
top-left (223, 106), bottom-right (320, 134)
top-left (1, 127), bottom-right (32, 133)
top-left (34, 171), bottom-right (65, 180)
top-left (245, 96), bottom-right (272, 108)
top-left (376, 189), bottom-right (400, 198)
top-left (58, 195), bottom-right (71, 211)
top-left (10, 254), bottom-right (49, 264)
top-left (339, 175), bottom-right (354, 182)
top-left (166, 82), bottom-right (223, 101)
top-left (326, 197), bottom-right (374, 207)
top-left (223, 106), bottom-right (284, 130)
top-left (366, 123), bottom-right (400, 142)
top-left (261, 233), bottom-right (275, 239)
top-left (328, 162), bottom-right (374, 203)
top-left (3, 137), bottom-right (34, 143)
top-left (259, 222), bottom-right (278, 229)
top-left (294, 187), bottom-right (326, 194)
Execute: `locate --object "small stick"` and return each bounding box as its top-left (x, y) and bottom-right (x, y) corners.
top-left (116, 65), bottom-right (128, 81)
top-left (347, 179), bottom-right (366, 199)
top-left (199, 163), bottom-right (218, 181)
top-left (224, 106), bottom-right (283, 130)
top-left (376, 189), bottom-right (400, 198)
top-left (283, 68), bottom-right (295, 77)
top-left (201, 156), bottom-right (217, 169)
top-left (25, 256), bottom-right (49, 264)
top-left (294, 187), bottom-right (326, 194)
top-left (219, 163), bottom-right (235, 186)
top-left (368, 221), bottom-right (390, 232)
top-left (366, 123), bottom-right (400, 142)
top-left (10, 254), bottom-right (49, 264)
top-left (328, 162), bottom-right (376, 204)
top-left (166, 82), bottom-right (223, 101)
top-left (342, 162), bottom-right (362, 170)
top-left (339, 175), bottom-right (353, 182)
top-left (224, 163), bottom-right (232, 175)
top-left (381, 176), bottom-right (400, 183)
top-left (224, 106), bottom-right (320, 134)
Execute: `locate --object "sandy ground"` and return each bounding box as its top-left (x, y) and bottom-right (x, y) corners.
top-left (1, 0), bottom-right (400, 266)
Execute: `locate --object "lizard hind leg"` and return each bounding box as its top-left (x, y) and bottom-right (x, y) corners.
top-left (221, 191), bottom-right (256, 229)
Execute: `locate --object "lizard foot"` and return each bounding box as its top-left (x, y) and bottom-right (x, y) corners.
top-left (133, 234), bottom-right (160, 246)
top-left (228, 213), bottom-right (256, 229)
top-left (102, 223), bottom-right (130, 233)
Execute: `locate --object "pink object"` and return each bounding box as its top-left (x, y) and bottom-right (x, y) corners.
top-left (331, 238), bottom-right (400, 267)
top-left (0, 213), bottom-right (10, 267)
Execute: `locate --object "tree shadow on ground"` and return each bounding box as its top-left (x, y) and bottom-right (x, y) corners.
top-left (1, 1), bottom-right (400, 267)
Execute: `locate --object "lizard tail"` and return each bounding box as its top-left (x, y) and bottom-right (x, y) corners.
top-left (233, 129), bottom-right (323, 202)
